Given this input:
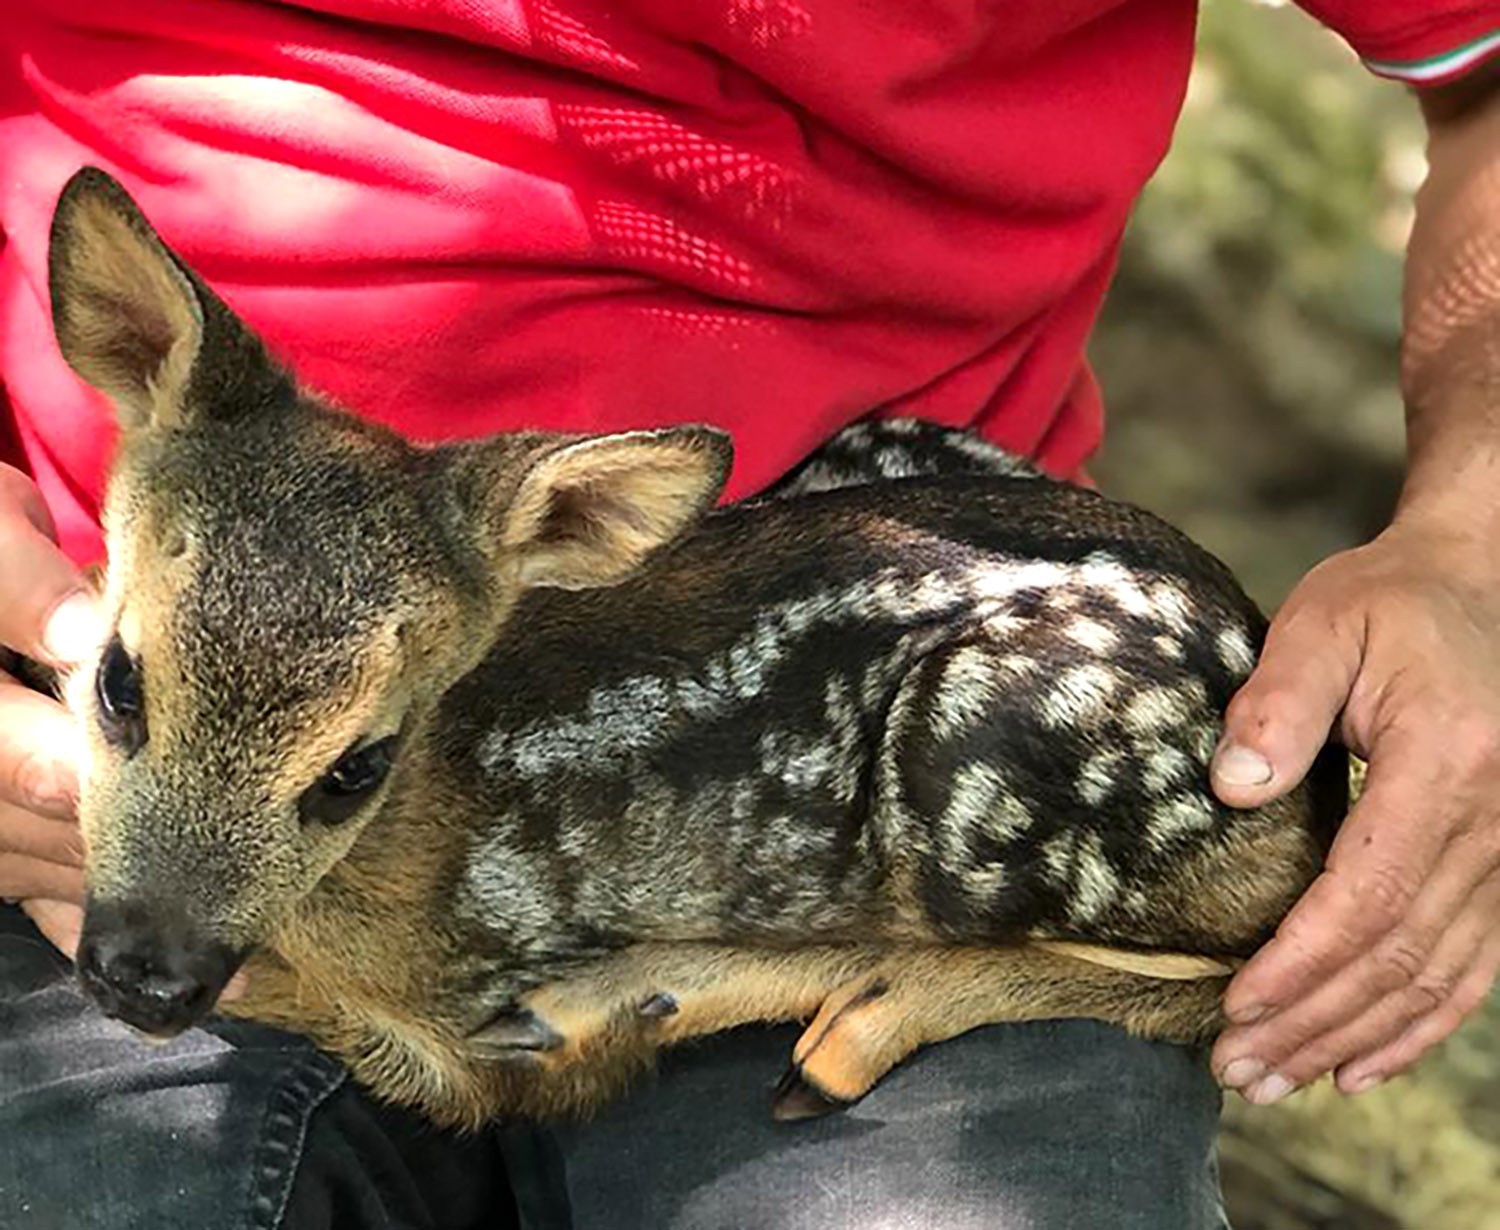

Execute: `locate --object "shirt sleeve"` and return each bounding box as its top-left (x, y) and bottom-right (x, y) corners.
top-left (1297, 3), bottom-right (1500, 86)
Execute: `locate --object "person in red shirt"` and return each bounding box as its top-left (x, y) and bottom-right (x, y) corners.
top-left (2, 3), bottom-right (1500, 1227)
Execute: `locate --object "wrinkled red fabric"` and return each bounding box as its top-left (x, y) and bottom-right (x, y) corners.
top-left (0, 1), bottom-right (1493, 564)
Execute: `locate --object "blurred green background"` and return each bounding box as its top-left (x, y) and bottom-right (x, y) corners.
top-left (1090, 1), bottom-right (1500, 1225)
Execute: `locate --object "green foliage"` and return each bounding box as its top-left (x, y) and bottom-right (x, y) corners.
top-left (1092, 1), bottom-right (1419, 607)
top-left (1139, 0), bottom-right (1417, 341)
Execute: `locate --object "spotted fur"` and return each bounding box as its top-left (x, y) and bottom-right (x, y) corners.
top-left (49, 170), bottom-right (1347, 1128)
top-left (766, 416), bottom-right (1045, 498)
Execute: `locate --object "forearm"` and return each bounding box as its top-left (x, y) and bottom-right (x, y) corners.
top-left (1210, 49), bottom-right (1500, 1108)
top-left (1399, 66), bottom-right (1500, 534)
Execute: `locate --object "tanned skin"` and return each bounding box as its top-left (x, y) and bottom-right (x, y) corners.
top-left (1211, 65), bottom-right (1500, 1107)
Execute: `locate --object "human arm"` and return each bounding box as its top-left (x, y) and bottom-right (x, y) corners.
top-left (1209, 63), bottom-right (1500, 1103)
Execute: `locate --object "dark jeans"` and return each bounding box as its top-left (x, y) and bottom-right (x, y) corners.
top-left (0, 906), bottom-right (1229, 1229)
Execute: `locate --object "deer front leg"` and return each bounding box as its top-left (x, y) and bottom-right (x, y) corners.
top-left (772, 944), bottom-right (1231, 1121)
top-left (466, 943), bottom-right (891, 1073)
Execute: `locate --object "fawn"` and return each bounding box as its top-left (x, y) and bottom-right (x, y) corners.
top-left (49, 168), bottom-right (1347, 1129)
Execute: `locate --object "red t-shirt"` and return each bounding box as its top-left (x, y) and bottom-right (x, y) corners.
top-left (0, 1), bottom-right (1496, 565)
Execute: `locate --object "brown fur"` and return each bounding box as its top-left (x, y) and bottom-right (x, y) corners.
top-left (1146, 783), bottom-right (1338, 953)
top-left (48, 190), bottom-right (200, 430)
top-left (49, 168), bottom-right (1349, 1129)
top-left (230, 939), bottom-right (1230, 1130)
top-left (501, 434), bottom-right (733, 590)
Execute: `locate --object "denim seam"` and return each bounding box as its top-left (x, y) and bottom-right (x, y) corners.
top-left (242, 1051), bottom-right (349, 1230)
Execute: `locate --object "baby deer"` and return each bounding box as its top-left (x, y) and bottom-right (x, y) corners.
top-left (49, 168), bottom-right (1346, 1129)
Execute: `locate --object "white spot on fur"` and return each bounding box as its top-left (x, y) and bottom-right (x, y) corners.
top-left (961, 863), bottom-right (1009, 898)
top-left (1040, 664), bottom-right (1120, 729)
top-left (1142, 744), bottom-right (1193, 794)
top-left (1152, 635), bottom-right (1185, 661)
top-left (1070, 830), bottom-right (1121, 923)
top-left (483, 674), bottom-right (676, 778)
top-left (1188, 722), bottom-right (1219, 762)
top-left (1217, 625), bottom-right (1256, 674)
top-left (760, 729), bottom-right (836, 793)
top-left (1123, 682), bottom-right (1205, 734)
top-left (860, 655), bottom-right (902, 709)
top-left (823, 676), bottom-right (866, 805)
top-left (932, 646), bottom-right (1001, 741)
top-left (967, 560), bottom-right (1073, 604)
top-left (939, 763), bottom-right (1033, 900)
top-left (1042, 830), bottom-right (1122, 921)
top-left (1149, 794), bottom-right (1218, 846)
top-left (1077, 750), bottom-right (1125, 806)
top-left (1043, 835), bottom-right (1073, 885)
top-left (947, 431), bottom-right (1042, 476)
top-left (1064, 616), bottom-right (1120, 653)
top-left (458, 837), bottom-right (555, 943)
top-left (1149, 582), bottom-right (1195, 634)
top-left (938, 764), bottom-right (1026, 899)
top-left (825, 674), bottom-right (859, 734)
top-left (1077, 554), bottom-right (1153, 617)
top-left (982, 610), bottom-right (1024, 640)
top-left (944, 763), bottom-right (1034, 844)
top-left (996, 654), bottom-right (1039, 678)
top-left (871, 448), bottom-right (921, 478)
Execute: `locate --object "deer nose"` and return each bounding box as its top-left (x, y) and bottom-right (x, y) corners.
top-left (76, 900), bottom-right (240, 1038)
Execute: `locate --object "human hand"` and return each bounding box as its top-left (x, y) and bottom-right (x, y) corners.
top-left (1208, 517), bottom-right (1500, 1104)
top-left (0, 463), bottom-right (99, 958)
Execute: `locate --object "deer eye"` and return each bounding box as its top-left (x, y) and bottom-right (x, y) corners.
top-left (96, 636), bottom-right (146, 754)
top-left (299, 736), bottom-right (398, 826)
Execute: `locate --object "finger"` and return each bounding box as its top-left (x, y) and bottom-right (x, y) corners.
top-left (0, 481), bottom-right (100, 665)
top-left (1217, 881), bottom-right (1494, 1099)
top-left (0, 854), bottom-right (86, 904)
top-left (1220, 809), bottom-right (1492, 1056)
top-left (1212, 593), bottom-right (1361, 809)
top-left (0, 680), bottom-right (80, 817)
top-left (0, 798), bottom-right (85, 866)
top-left (1336, 930), bottom-right (1500, 1092)
top-left (1222, 739), bottom-right (1445, 1024)
top-left (20, 898), bottom-right (84, 960)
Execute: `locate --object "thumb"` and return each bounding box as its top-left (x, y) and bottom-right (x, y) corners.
top-left (0, 469), bottom-right (101, 666)
top-left (21, 898), bottom-right (83, 960)
top-left (1212, 602), bottom-right (1359, 809)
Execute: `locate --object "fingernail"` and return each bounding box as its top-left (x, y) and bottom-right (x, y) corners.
top-left (1213, 743), bottom-right (1274, 788)
top-left (1244, 1073), bottom-right (1296, 1106)
top-left (1342, 1070), bottom-right (1384, 1096)
top-left (43, 592), bottom-right (100, 664)
top-left (1227, 1002), bottom-right (1270, 1026)
top-left (1219, 1058), bottom-right (1267, 1089)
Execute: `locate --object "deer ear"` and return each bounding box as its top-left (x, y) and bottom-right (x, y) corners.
top-left (49, 168), bottom-right (204, 431)
top-left (48, 167), bottom-right (286, 434)
top-left (502, 428), bottom-right (733, 590)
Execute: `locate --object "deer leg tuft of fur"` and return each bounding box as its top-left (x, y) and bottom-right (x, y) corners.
top-left (775, 945), bottom-right (1229, 1123)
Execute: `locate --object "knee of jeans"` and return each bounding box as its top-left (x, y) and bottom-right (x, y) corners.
top-left (0, 918), bottom-right (73, 999)
top-left (0, 973), bottom-right (348, 1230)
top-left (549, 1020), bottom-right (1225, 1230)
